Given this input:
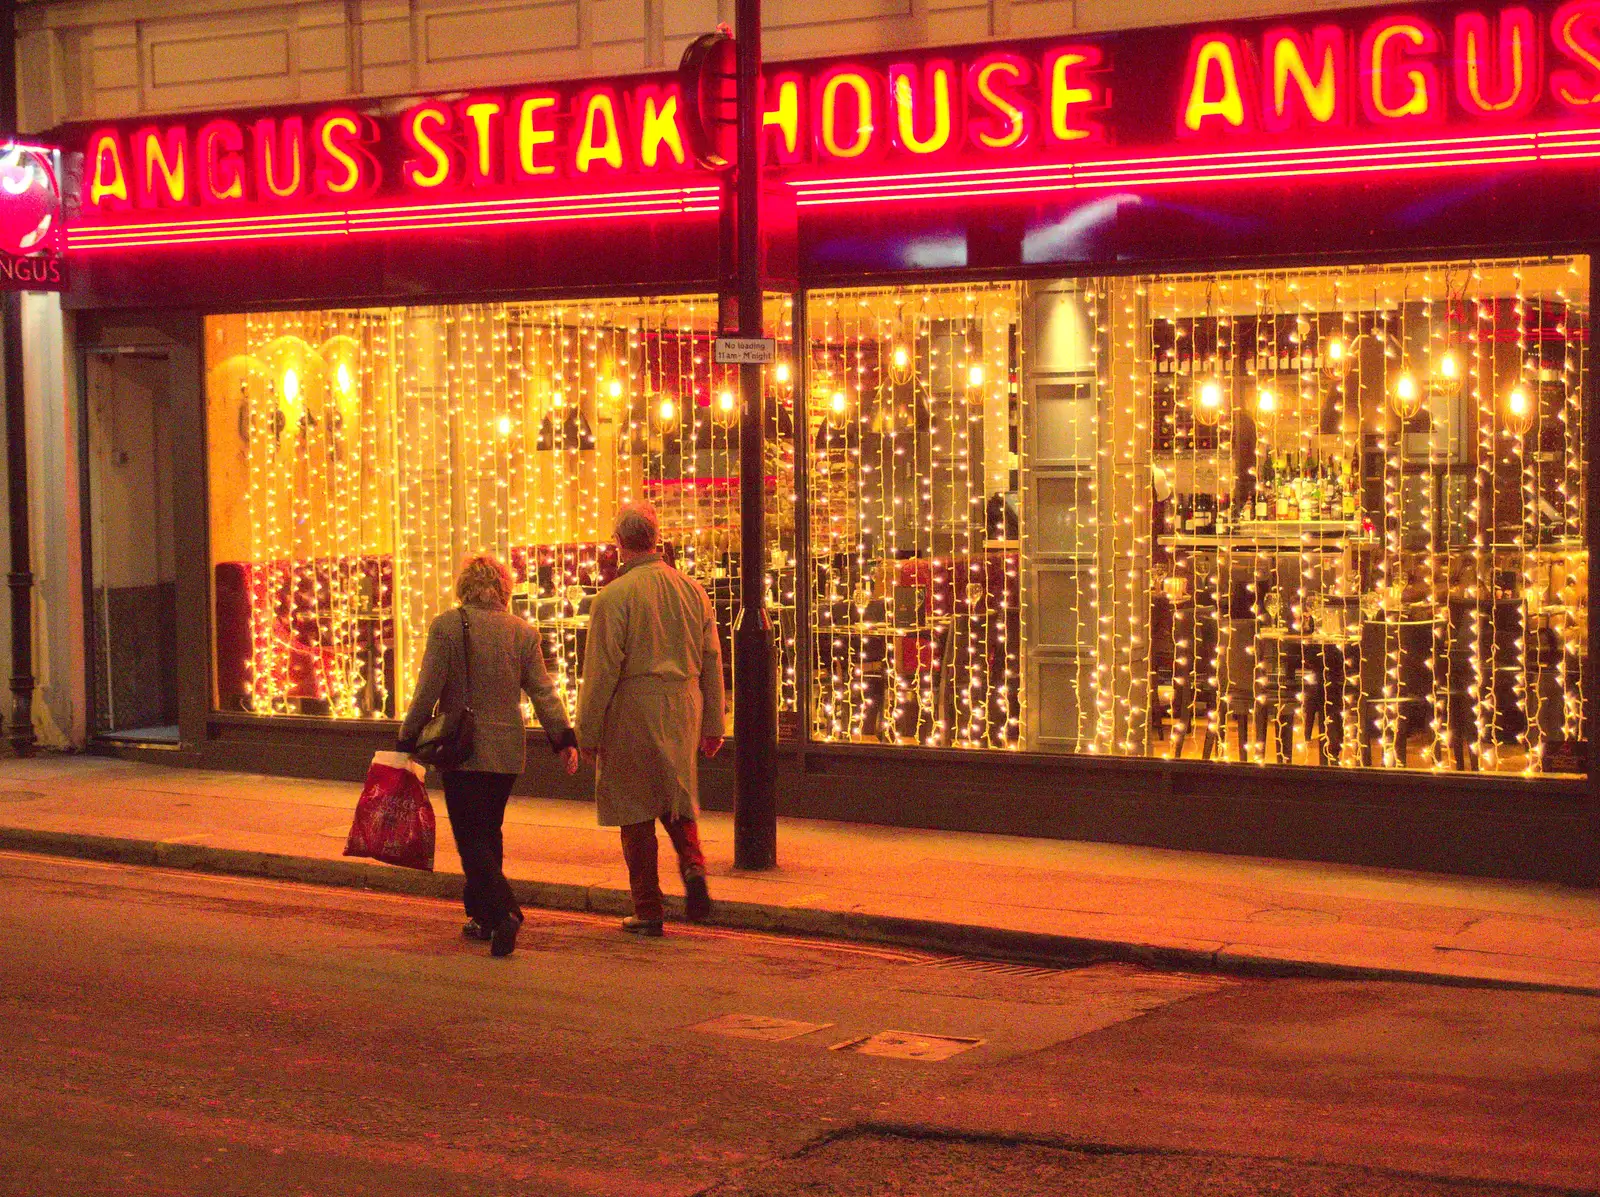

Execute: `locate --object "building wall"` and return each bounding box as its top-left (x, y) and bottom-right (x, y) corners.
top-left (15, 0), bottom-right (1397, 132)
top-left (0, 0), bottom-right (1387, 748)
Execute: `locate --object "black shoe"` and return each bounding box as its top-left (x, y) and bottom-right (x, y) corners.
top-left (490, 911), bottom-right (523, 957)
top-left (621, 916), bottom-right (664, 937)
top-left (683, 873), bottom-right (711, 923)
top-left (462, 918), bottom-right (493, 942)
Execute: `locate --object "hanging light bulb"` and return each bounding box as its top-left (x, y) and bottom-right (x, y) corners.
top-left (496, 414), bottom-right (512, 436)
top-left (1505, 385), bottom-right (1533, 434)
top-left (1326, 336), bottom-right (1345, 363)
top-left (893, 346), bottom-right (909, 370)
top-left (282, 367), bottom-right (300, 405)
top-left (1391, 371), bottom-right (1422, 420)
top-left (830, 389), bottom-right (848, 416)
top-left (1438, 352), bottom-right (1458, 379)
top-left (658, 396), bottom-right (677, 423)
top-left (1255, 387), bottom-right (1277, 424)
top-left (1194, 379), bottom-right (1223, 426)
top-left (718, 389), bottom-right (736, 413)
top-left (967, 363), bottom-right (985, 387)
top-left (773, 361), bottom-right (791, 385)
top-left (607, 379), bottom-right (623, 399)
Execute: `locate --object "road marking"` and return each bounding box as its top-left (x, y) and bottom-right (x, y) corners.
top-left (689, 1013), bottom-right (836, 1042)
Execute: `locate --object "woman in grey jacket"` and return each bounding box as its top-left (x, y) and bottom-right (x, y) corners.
top-left (398, 552), bottom-right (579, 957)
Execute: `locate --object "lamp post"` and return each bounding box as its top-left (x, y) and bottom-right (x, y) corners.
top-left (0, 0), bottom-right (35, 759)
top-left (730, 0), bottom-right (776, 870)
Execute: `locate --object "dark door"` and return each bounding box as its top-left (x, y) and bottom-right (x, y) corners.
top-left (84, 350), bottom-right (178, 741)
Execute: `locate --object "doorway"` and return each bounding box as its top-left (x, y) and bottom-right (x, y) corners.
top-left (84, 350), bottom-right (178, 743)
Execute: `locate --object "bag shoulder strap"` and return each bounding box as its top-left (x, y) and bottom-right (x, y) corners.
top-left (458, 606), bottom-right (474, 698)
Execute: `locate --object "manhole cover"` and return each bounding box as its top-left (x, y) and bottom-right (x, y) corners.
top-left (830, 1031), bottom-right (984, 1061)
top-left (0, 790), bottom-right (45, 803)
top-left (690, 1013), bottom-right (835, 1042)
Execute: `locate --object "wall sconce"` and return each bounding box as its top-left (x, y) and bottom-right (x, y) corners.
top-left (209, 354), bottom-right (270, 445)
top-left (260, 335), bottom-right (324, 434)
top-left (318, 334), bottom-right (361, 422)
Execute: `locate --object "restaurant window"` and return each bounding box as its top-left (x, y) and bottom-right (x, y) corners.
top-left (204, 296), bottom-right (796, 728)
top-left (808, 258), bottom-right (1589, 776)
top-left (805, 285), bottom-right (1024, 748)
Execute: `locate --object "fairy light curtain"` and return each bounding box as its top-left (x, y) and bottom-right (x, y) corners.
top-left (1131, 257), bottom-right (1588, 776)
top-left (805, 285), bottom-right (1023, 749)
top-left (206, 296), bottom-right (798, 729)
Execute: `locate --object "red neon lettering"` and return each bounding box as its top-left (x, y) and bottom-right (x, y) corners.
top-left (574, 90), bottom-right (626, 173)
top-left (85, 129), bottom-right (130, 211)
top-left (1181, 34), bottom-right (1251, 134)
top-left (888, 59), bottom-right (956, 156)
top-left (966, 54), bottom-right (1033, 151)
top-left (197, 120), bottom-right (245, 203)
top-left (762, 73), bottom-right (804, 165)
top-left (1551, 0), bottom-right (1600, 107)
top-left (1262, 26), bottom-right (1348, 132)
top-left (1361, 17), bottom-right (1443, 123)
top-left (133, 125), bottom-right (189, 208)
top-left (1043, 45), bottom-right (1105, 146)
top-left (402, 102), bottom-right (455, 189)
top-left (815, 67), bottom-right (882, 161)
top-left (631, 84), bottom-right (687, 170)
top-left (508, 91), bottom-right (560, 180)
top-left (1456, 7), bottom-right (1540, 117)
top-left (252, 117), bottom-right (306, 201)
top-left (312, 110), bottom-right (378, 198)
top-left (458, 97), bottom-right (504, 184)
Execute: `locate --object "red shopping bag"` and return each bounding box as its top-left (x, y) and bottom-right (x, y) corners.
top-left (344, 751), bottom-right (436, 871)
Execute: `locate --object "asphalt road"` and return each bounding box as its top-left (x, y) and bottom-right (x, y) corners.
top-left (2, 851), bottom-right (1594, 1197)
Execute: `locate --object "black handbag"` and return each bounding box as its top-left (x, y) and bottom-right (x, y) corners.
top-left (412, 608), bottom-right (476, 770)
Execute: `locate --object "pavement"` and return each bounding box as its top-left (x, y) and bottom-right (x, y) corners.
top-left (1, 752), bottom-right (1597, 995)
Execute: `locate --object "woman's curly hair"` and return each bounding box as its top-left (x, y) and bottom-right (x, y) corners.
top-left (456, 552), bottom-right (513, 609)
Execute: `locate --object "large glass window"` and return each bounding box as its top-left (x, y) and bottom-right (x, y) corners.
top-left (806, 258), bottom-right (1590, 776)
top-left (205, 296), bottom-right (795, 727)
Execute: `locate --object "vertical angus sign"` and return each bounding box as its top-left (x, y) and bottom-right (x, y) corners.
top-left (0, 142), bottom-right (66, 291)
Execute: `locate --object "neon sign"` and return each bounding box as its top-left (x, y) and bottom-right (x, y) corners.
top-left (66, 0), bottom-right (1600, 247)
top-left (1, 141), bottom-right (66, 289)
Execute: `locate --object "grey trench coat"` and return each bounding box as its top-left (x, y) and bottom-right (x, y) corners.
top-left (397, 602), bottom-right (574, 774)
top-left (576, 555), bottom-right (726, 826)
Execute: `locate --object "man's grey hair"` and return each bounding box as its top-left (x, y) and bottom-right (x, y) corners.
top-left (615, 500), bottom-right (660, 553)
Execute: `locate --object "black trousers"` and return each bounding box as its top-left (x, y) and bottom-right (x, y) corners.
top-left (441, 770), bottom-right (520, 927)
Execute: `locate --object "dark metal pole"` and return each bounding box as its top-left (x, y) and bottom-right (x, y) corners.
top-left (0, 0), bottom-right (34, 758)
top-left (732, 0), bottom-right (775, 869)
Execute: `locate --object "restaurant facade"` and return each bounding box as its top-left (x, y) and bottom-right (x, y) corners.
top-left (15, 0), bottom-right (1600, 882)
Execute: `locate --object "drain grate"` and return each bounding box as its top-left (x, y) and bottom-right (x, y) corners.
top-left (830, 1030), bottom-right (984, 1061)
top-left (923, 955), bottom-right (1076, 980)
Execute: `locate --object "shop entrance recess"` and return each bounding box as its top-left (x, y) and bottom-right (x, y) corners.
top-left (83, 349), bottom-right (178, 744)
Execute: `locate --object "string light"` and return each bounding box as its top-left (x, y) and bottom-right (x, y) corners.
top-left (207, 258), bottom-right (1586, 780)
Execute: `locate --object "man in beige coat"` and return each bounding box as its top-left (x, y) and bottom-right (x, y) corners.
top-left (578, 501), bottom-right (725, 936)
